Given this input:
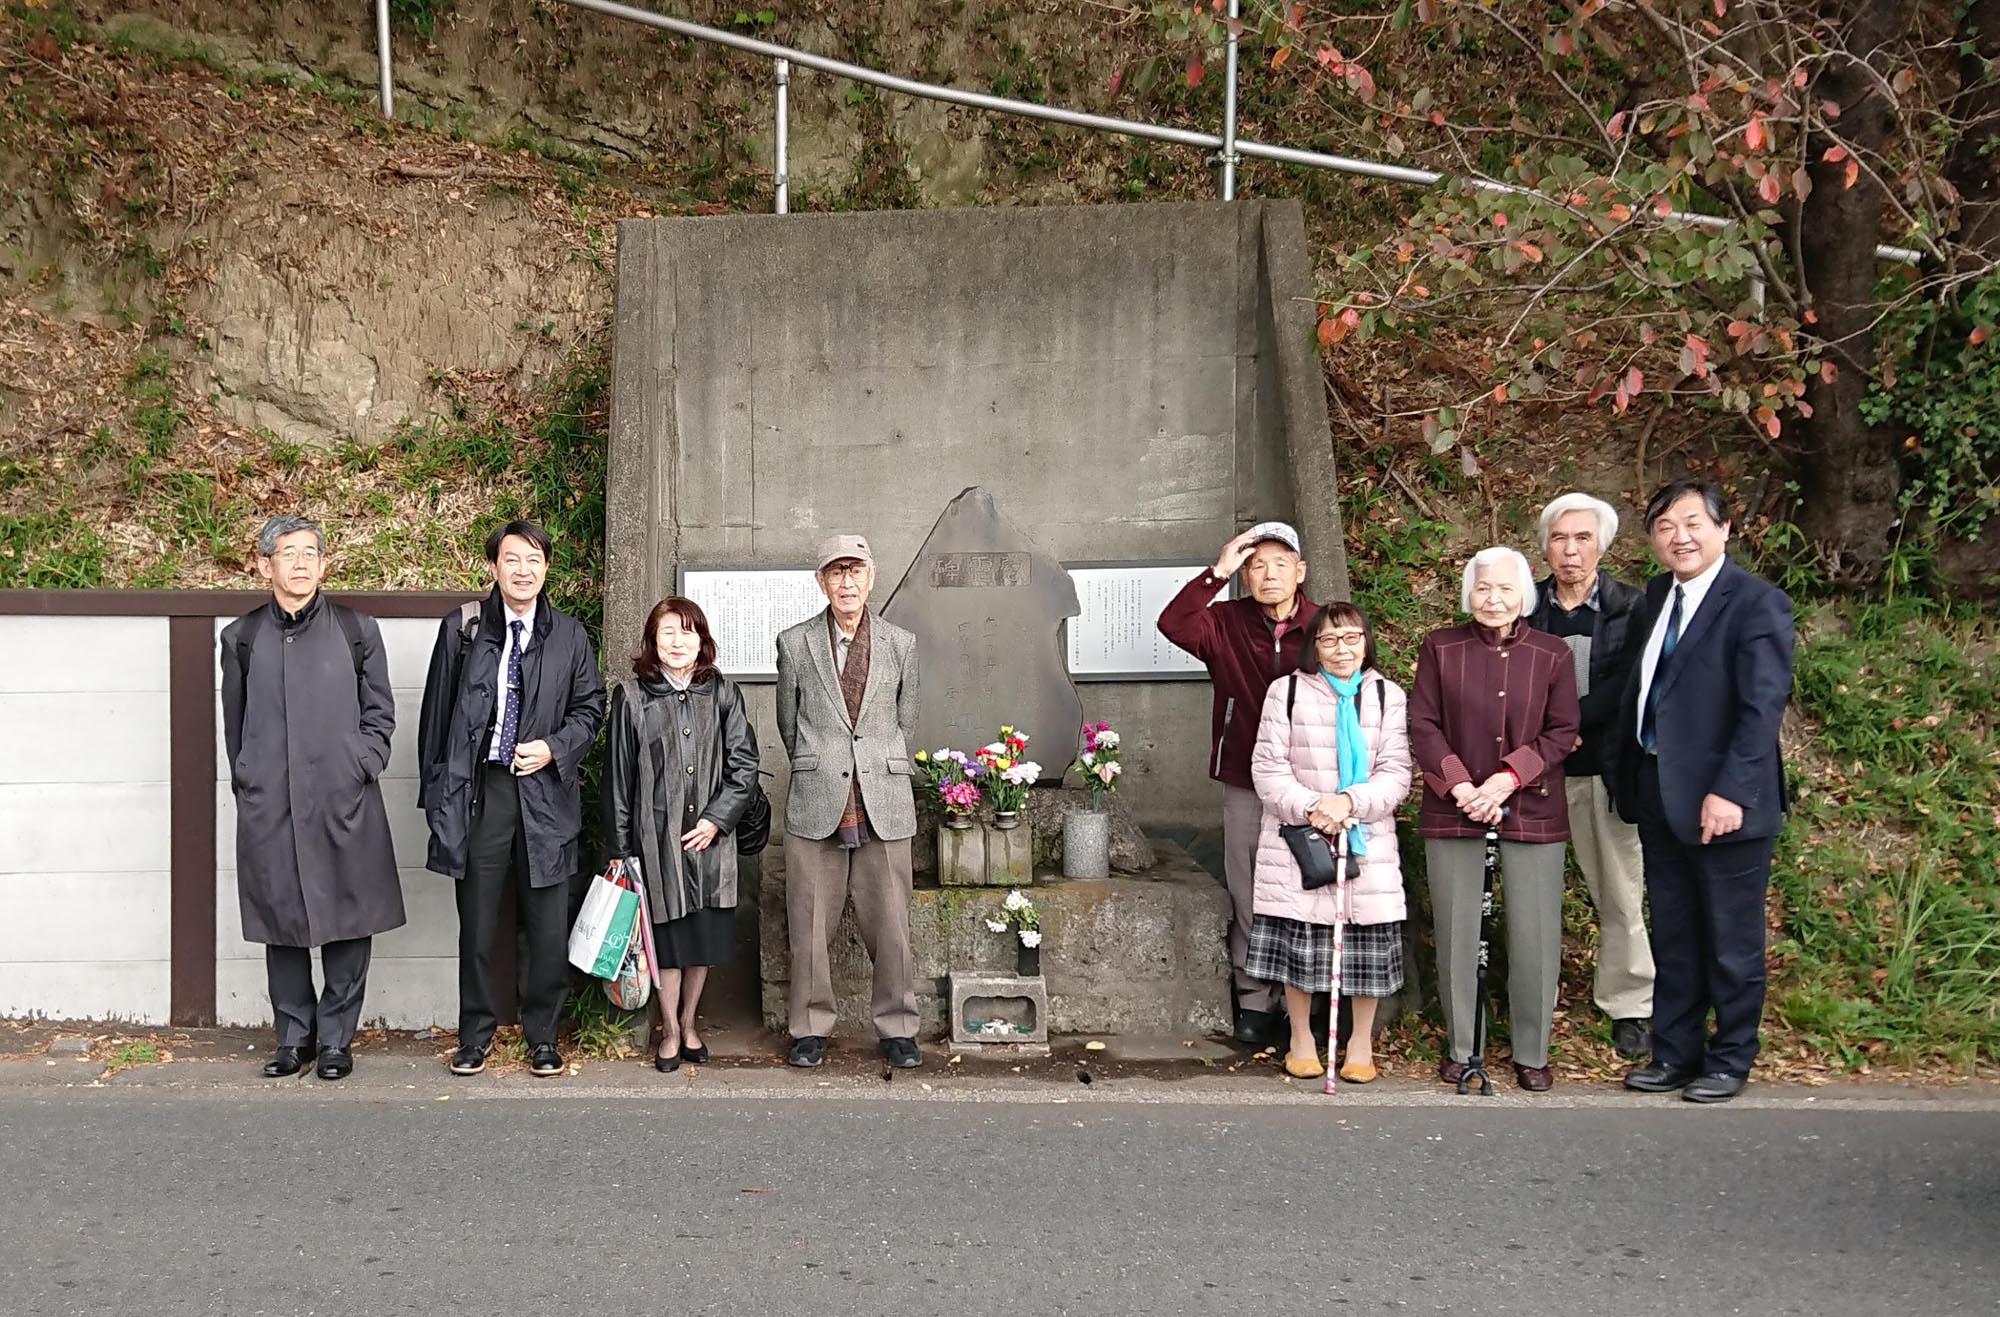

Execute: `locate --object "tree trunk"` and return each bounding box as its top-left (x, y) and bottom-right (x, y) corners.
top-left (1944, 0), bottom-right (2000, 271)
top-left (1794, 0), bottom-right (1910, 582)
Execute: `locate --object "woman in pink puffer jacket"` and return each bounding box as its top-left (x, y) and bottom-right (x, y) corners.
top-left (1249, 602), bottom-right (1414, 1082)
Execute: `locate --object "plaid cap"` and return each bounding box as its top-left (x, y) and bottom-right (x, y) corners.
top-left (1244, 521), bottom-right (1302, 554)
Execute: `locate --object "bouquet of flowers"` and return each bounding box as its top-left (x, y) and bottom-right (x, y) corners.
top-left (1071, 721), bottom-right (1123, 810)
top-left (915, 748), bottom-right (981, 819)
top-left (983, 888), bottom-right (1042, 949)
top-left (977, 725), bottom-right (1039, 814)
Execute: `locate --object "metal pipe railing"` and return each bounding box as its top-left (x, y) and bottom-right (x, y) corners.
top-left (1219, 0), bottom-right (1241, 202)
top-left (774, 57), bottom-right (790, 215)
top-left (374, 0), bottom-right (393, 118)
top-left (375, 0), bottom-right (1924, 265)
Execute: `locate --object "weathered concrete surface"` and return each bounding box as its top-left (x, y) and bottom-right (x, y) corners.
top-left (757, 838), bottom-right (1230, 1038)
top-left (607, 202), bottom-right (1343, 832)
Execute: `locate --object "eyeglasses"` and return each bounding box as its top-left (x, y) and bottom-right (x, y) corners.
top-left (271, 548), bottom-right (321, 564)
top-left (1316, 630), bottom-right (1367, 647)
top-left (822, 564), bottom-right (870, 583)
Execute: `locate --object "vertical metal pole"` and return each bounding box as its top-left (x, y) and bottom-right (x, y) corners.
top-left (774, 58), bottom-right (791, 214)
top-left (1220, 0), bottom-right (1241, 199)
top-left (375, 0), bottom-right (395, 119)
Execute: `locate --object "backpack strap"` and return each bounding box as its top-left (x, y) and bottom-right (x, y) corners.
top-left (1286, 672), bottom-right (1297, 721)
top-left (232, 605), bottom-right (268, 674)
top-left (236, 601), bottom-right (370, 679)
top-left (331, 603), bottom-right (366, 678)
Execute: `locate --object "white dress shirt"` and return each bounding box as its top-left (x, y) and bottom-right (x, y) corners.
top-left (1634, 553), bottom-right (1726, 746)
top-left (487, 600), bottom-right (537, 760)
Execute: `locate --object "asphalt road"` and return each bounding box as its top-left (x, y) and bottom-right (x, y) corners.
top-left (2, 1089), bottom-right (1994, 1316)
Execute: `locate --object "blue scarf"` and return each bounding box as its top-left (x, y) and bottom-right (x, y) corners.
top-left (1323, 668), bottom-right (1370, 857)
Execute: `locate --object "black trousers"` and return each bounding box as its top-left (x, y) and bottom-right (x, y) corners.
top-left (1634, 756), bottom-right (1774, 1077)
top-left (457, 763), bottom-right (570, 1051)
top-left (266, 937), bottom-right (373, 1050)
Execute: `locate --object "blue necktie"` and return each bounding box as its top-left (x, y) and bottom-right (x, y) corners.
top-left (493, 619), bottom-right (524, 764)
top-left (1640, 585), bottom-right (1683, 753)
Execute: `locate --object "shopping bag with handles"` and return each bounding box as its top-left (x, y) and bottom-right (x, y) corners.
top-left (568, 858), bottom-right (640, 979)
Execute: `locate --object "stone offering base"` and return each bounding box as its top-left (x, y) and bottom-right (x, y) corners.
top-left (949, 971), bottom-right (1050, 1056)
top-left (758, 838), bottom-right (1229, 1038)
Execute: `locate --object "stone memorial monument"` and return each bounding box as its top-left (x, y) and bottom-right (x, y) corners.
top-left (883, 486), bottom-right (1082, 778)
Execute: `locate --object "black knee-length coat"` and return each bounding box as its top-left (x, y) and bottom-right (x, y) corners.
top-left (220, 595), bottom-right (407, 947)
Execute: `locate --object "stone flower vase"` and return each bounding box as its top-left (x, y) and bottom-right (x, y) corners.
top-left (1062, 808), bottom-right (1111, 879)
top-left (1016, 941), bottom-right (1042, 977)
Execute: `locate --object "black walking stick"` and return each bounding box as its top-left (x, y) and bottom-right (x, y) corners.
top-left (1456, 817), bottom-right (1502, 1097)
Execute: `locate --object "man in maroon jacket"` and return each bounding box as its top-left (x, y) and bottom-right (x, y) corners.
top-left (1158, 522), bottom-right (1318, 1045)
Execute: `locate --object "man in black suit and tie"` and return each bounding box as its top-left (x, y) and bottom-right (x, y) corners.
top-left (1615, 479), bottom-right (1794, 1103)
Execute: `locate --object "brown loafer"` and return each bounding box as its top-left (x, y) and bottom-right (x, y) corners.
top-left (1514, 1063), bottom-right (1553, 1092)
top-left (1437, 1058), bottom-right (1467, 1084)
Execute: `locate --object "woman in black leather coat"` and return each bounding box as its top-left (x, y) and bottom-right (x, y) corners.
top-left (605, 597), bottom-right (761, 1072)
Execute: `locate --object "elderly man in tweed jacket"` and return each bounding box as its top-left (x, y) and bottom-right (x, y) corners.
top-left (774, 533), bottom-right (923, 1070)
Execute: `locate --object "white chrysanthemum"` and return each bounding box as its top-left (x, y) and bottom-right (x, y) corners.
top-left (1080, 751), bottom-right (1095, 767)
top-left (1003, 889), bottom-right (1029, 912)
top-left (1001, 761), bottom-right (1041, 785)
top-left (1019, 929), bottom-right (1043, 948)
top-left (1095, 730), bottom-right (1120, 748)
top-left (985, 918), bottom-right (1009, 934)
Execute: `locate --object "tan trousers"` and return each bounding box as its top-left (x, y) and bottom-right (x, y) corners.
top-left (1222, 785), bottom-right (1279, 1014)
top-left (784, 834), bottom-right (918, 1041)
top-left (1566, 775), bottom-right (1655, 1021)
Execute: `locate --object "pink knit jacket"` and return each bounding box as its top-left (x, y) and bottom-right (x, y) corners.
top-left (1249, 669), bottom-right (1414, 927)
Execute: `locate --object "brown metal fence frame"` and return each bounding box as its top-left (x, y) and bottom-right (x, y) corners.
top-left (0, 590), bottom-right (476, 1025)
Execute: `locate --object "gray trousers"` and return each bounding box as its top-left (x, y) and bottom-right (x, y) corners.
top-left (1222, 785), bottom-right (1279, 1014)
top-left (1425, 837), bottom-right (1565, 1069)
top-left (785, 834), bottom-right (918, 1041)
top-left (266, 937), bottom-right (372, 1050)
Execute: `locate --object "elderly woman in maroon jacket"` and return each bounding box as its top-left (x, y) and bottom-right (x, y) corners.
top-left (1410, 546), bottom-right (1580, 1092)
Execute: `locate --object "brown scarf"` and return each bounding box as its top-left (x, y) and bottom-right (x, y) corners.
top-left (829, 608), bottom-right (872, 843)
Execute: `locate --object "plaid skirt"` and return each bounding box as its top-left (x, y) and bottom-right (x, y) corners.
top-left (1245, 915), bottom-right (1405, 997)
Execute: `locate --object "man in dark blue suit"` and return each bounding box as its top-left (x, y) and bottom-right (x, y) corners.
top-left (1614, 479), bottom-right (1794, 1103)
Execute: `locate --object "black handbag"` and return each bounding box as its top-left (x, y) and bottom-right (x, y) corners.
top-left (735, 778), bottom-right (773, 856)
top-left (1277, 675), bottom-right (1363, 891)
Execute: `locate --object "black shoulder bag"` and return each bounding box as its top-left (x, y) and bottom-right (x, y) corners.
top-left (1276, 673), bottom-right (1367, 891)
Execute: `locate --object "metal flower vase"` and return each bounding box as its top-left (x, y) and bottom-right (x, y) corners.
top-left (1062, 807), bottom-right (1111, 879)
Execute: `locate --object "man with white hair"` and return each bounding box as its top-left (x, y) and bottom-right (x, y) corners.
top-left (1525, 492), bottom-right (1655, 1059)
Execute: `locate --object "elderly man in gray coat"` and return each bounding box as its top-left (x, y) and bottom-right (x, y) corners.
top-left (775, 533), bottom-right (922, 1070)
top-left (221, 514), bottom-right (406, 1081)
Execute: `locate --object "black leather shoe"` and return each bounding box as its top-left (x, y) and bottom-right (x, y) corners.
top-left (1683, 1072), bottom-right (1748, 1104)
top-left (1623, 1061), bottom-right (1699, 1093)
top-left (1233, 1008), bottom-right (1282, 1047)
top-left (529, 1044), bottom-right (564, 1077)
top-left (786, 1035), bottom-right (826, 1068)
top-left (880, 1037), bottom-right (921, 1069)
top-left (653, 1050), bottom-right (682, 1074)
top-left (316, 1048), bottom-right (354, 1081)
top-left (1611, 1018), bottom-right (1652, 1059)
top-left (448, 1045), bottom-right (487, 1076)
top-left (261, 1043), bottom-right (316, 1078)
top-left (679, 1043), bottom-right (710, 1064)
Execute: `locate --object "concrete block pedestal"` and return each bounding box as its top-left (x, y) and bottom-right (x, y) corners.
top-left (949, 970), bottom-right (1050, 1056)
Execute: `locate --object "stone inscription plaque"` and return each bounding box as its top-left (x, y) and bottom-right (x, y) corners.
top-left (883, 487), bottom-right (1082, 778)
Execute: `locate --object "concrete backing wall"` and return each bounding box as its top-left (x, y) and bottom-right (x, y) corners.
top-left (0, 617), bottom-right (174, 1022)
top-left (606, 201), bottom-right (1343, 830)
